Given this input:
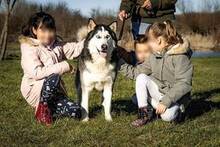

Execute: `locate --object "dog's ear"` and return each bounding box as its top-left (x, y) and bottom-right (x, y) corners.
top-left (109, 21), bottom-right (117, 33)
top-left (88, 18), bottom-right (96, 32)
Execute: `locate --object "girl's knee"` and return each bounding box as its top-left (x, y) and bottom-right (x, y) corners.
top-left (136, 74), bottom-right (150, 84)
top-left (45, 74), bottom-right (61, 87)
top-left (41, 74), bottom-right (61, 97)
top-left (46, 73), bottom-right (60, 82)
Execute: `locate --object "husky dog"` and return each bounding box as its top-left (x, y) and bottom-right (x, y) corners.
top-left (76, 19), bottom-right (118, 121)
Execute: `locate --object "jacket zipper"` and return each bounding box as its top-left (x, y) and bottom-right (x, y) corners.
top-left (160, 55), bottom-right (165, 81)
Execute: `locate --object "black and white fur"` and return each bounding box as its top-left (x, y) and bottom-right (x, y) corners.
top-left (76, 19), bottom-right (118, 121)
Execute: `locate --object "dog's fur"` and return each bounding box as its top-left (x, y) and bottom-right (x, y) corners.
top-left (76, 19), bottom-right (118, 121)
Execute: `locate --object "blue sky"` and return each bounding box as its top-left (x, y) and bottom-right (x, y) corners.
top-left (24, 0), bottom-right (207, 16)
top-left (27, 0), bottom-right (120, 16)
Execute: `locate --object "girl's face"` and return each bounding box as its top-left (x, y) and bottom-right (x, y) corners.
top-left (148, 29), bottom-right (168, 53)
top-left (33, 25), bottom-right (56, 46)
top-left (135, 43), bottom-right (151, 63)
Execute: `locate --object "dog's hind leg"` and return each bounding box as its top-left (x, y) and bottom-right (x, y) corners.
top-left (102, 81), bottom-right (113, 121)
top-left (81, 86), bottom-right (90, 122)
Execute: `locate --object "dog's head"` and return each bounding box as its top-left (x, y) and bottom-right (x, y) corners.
top-left (84, 18), bottom-right (117, 59)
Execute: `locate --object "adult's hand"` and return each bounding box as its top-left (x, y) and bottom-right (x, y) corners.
top-left (118, 10), bottom-right (128, 21)
top-left (141, 0), bottom-right (152, 10)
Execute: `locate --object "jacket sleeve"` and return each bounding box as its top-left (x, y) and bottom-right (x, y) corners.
top-left (151, 0), bottom-right (177, 10)
top-left (62, 40), bottom-right (84, 60)
top-left (160, 55), bottom-right (193, 108)
top-left (21, 44), bottom-right (70, 80)
top-left (118, 58), bottom-right (152, 80)
top-left (120, 0), bottom-right (137, 14)
top-left (118, 46), bottom-right (136, 65)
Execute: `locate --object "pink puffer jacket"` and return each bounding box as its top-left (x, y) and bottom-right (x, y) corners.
top-left (19, 36), bottom-right (84, 108)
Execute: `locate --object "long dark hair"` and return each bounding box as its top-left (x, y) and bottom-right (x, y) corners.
top-left (21, 12), bottom-right (56, 38)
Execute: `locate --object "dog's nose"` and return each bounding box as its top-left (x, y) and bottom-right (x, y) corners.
top-left (101, 44), bottom-right (108, 50)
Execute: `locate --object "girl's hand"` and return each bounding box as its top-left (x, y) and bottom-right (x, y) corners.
top-left (156, 103), bottom-right (167, 114)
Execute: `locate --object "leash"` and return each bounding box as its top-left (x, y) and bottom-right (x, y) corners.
top-left (117, 19), bottom-right (125, 41)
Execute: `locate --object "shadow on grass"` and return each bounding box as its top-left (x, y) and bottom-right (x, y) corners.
top-left (89, 88), bottom-right (220, 119)
top-left (111, 99), bottom-right (137, 115)
top-left (186, 88), bottom-right (220, 119)
top-left (89, 98), bottom-right (137, 118)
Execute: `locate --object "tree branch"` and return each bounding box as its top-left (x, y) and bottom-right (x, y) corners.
top-left (10, 0), bottom-right (16, 11)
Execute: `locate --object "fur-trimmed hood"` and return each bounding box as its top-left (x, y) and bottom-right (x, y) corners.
top-left (153, 37), bottom-right (192, 58)
top-left (18, 35), bottom-right (40, 46)
top-left (18, 35), bottom-right (63, 49)
top-left (166, 37), bottom-right (191, 55)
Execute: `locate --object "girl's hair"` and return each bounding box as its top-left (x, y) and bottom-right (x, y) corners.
top-left (134, 35), bottom-right (148, 49)
top-left (148, 20), bottom-right (183, 45)
top-left (22, 12), bottom-right (56, 38)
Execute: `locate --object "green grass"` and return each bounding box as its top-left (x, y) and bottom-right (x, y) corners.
top-left (0, 58), bottom-right (220, 146)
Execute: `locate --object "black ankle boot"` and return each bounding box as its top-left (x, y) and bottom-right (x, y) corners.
top-left (146, 104), bottom-right (155, 119)
top-left (131, 105), bottom-right (154, 127)
top-left (174, 107), bottom-right (186, 124)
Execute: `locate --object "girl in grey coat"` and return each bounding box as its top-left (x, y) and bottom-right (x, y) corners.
top-left (119, 20), bottom-right (193, 127)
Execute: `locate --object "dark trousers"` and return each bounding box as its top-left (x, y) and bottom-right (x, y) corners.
top-left (131, 16), bottom-right (151, 40)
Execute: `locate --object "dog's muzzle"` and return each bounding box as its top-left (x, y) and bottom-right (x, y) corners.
top-left (101, 44), bottom-right (108, 53)
top-left (96, 44), bottom-right (108, 57)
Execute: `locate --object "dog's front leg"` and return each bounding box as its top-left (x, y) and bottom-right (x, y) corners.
top-left (81, 86), bottom-right (90, 122)
top-left (102, 81), bottom-right (113, 121)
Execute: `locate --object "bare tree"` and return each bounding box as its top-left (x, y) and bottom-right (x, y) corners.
top-left (176, 0), bottom-right (187, 14)
top-left (201, 0), bottom-right (220, 12)
top-left (212, 0), bottom-right (220, 11)
top-left (0, 0), bottom-right (17, 61)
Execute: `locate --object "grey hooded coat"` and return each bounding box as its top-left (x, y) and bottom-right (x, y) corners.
top-left (119, 39), bottom-right (193, 108)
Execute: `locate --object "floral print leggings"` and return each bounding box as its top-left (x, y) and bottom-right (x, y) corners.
top-left (40, 74), bottom-right (81, 119)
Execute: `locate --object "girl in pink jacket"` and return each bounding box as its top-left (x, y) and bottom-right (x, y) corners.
top-left (19, 12), bottom-right (84, 125)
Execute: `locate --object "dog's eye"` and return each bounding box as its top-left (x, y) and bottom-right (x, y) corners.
top-left (96, 35), bottom-right (101, 39)
top-left (105, 35), bottom-right (110, 39)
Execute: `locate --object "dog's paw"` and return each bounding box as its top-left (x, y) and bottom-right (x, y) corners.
top-left (105, 116), bottom-right (112, 122)
top-left (82, 117), bottom-right (89, 122)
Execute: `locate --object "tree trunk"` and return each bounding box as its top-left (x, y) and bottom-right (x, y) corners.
top-left (0, 1), bottom-right (9, 61)
top-left (1, 29), bottom-right (8, 61)
top-left (0, 25), bottom-right (6, 47)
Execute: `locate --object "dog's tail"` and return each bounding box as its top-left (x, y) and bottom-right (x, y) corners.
top-left (77, 26), bottom-right (88, 41)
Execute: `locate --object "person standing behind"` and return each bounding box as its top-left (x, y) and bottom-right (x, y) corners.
top-left (118, 0), bottom-right (177, 40)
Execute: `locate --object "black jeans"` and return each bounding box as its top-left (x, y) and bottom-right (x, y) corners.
top-left (40, 74), bottom-right (81, 119)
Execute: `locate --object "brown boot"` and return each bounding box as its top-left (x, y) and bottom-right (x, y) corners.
top-left (131, 106), bottom-right (154, 127)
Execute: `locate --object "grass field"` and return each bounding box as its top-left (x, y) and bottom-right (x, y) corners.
top-left (0, 57), bottom-right (220, 146)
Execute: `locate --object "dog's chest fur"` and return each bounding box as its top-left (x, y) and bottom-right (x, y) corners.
top-left (80, 58), bottom-right (115, 91)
